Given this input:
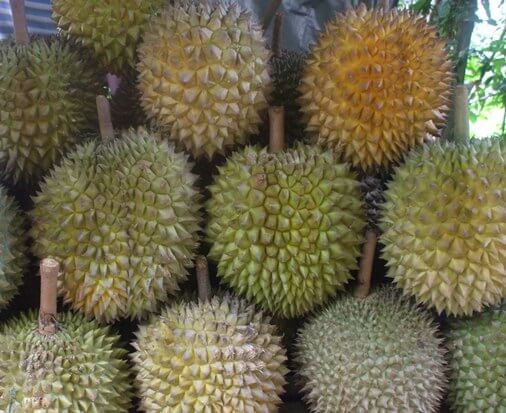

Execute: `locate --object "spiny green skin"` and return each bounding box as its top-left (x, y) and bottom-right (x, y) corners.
top-left (207, 145), bottom-right (365, 318)
top-left (446, 302), bottom-right (506, 412)
top-left (0, 311), bottom-right (131, 412)
top-left (380, 140), bottom-right (506, 316)
top-left (132, 294), bottom-right (288, 412)
top-left (0, 186), bottom-right (27, 310)
top-left (296, 288), bottom-right (447, 413)
top-left (0, 37), bottom-right (100, 184)
top-left (31, 128), bottom-right (201, 323)
top-left (270, 50), bottom-right (307, 144)
top-left (53, 0), bottom-right (164, 74)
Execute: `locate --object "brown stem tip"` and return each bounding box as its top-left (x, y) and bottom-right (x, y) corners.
top-left (196, 256), bottom-right (212, 302)
top-left (39, 258), bottom-right (60, 335)
top-left (9, 0), bottom-right (29, 45)
top-left (354, 230), bottom-right (378, 299)
top-left (268, 106), bottom-right (285, 153)
top-left (96, 95), bottom-right (115, 141)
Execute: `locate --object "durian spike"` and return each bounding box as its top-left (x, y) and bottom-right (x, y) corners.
top-left (96, 95), bottom-right (115, 141)
top-left (261, 0), bottom-right (282, 30)
top-left (196, 255), bottom-right (212, 302)
top-left (9, 0), bottom-right (29, 45)
top-left (454, 84), bottom-right (470, 142)
top-left (38, 258), bottom-right (60, 335)
top-left (272, 13), bottom-right (283, 58)
top-left (354, 229), bottom-right (377, 298)
top-left (269, 106), bottom-right (285, 153)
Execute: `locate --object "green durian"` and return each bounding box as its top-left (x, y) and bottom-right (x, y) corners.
top-left (0, 185), bottom-right (27, 310)
top-left (132, 293), bottom-right (288, 412)
top-left (52, 0), bottom-right (164, 74)
top-left (31, 128), bottom-right (201, 322)
top-left (446, 301), bottom-right (506, 412)
top-left (296, 288), bottom-right (447, 412)
top-left (207, 144), bottom-right (365, 318)
top-left (380, 140), bottom-right (506, 316)
top-left (0, 37), bottom-right (100, 183)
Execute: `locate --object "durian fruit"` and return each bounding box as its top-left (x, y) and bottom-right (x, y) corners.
top-left (52, 0), bottom-right (164, 74)
top-left (296, 288), bottom-right (447, 412)
top-left (380, 140), bottom-right (506, 316)
top-left (0, 35), bottom-right (100, 183)
top-left (132, 256), bottom-right (288, 412)
top-left (446, 301), bottom-right (506, 412)
top-left (31, 98), bottom-right (201, 322)
top-left (270, 50), bottom-right (307, 144)
top-left (299, 4), bottom-right (453, 170)
top-left (360, 174), bottom-right (386, 233)
top-left (0, 185), bottom-right (27, 310)
top-left (138, 0), bottom-right (271, 158)
top-left (207, 144), bottom-right (365, 318)
top-left (0, 259), bottom-right (131, 412)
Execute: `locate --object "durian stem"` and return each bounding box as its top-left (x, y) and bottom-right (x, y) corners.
top-left (261, 0), bottom-right (282, 31)
top-left (453, 84), bottom-right (470, 142)
top-left (96, 95), bottom-right (114, 141)
top-left (9, 0), bottom-right (29, 45)
top-left (268, 106), bottom-right (284, 153)
top-left (272, 13), bottom-right (283, 58)
top-left (38, 258), bottom-right (60, 335)
top-left (196, 256), bottom-right (212, 302)
top-left (354, 230), bottom-right (377, 299)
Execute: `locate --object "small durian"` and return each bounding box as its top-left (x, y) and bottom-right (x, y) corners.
top-left (0, 259), bottom-right (131, 412)
top-left (296, 288), bottom-right (447, 412)
top-left (380, 139), bottom-right (506, 316)
top-left (207, 109), bottom-right (365, 317)
top-left (446, 301), bottom-right (506, 412)
top-left (132, 256), bottom-right (288, 412)
top-left (31, 97), bottom-right (201, 322)
top-left (53, 0), bottom-right (164, 74)
top-left (300, 4), bottom-right (453, 170)
top-left (0, 185), bottom-right (27, 310)
top-left (0, 4), bottom-right (100, 183)
top-left (138, 0), bottom-right (271, 158)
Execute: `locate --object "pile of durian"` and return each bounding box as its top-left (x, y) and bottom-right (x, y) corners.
top-left (0, 0), bottom-right (504, 412)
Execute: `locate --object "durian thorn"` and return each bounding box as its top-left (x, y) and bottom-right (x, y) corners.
top-left (96, 95), bottom-right (115, 141)
top-left (354, 230), bottom-right (378, 299)
top-left (9, 0), bottom-right (29, 45)
top-left (261, 0), bottom-right (282, 30)
top-left (272, 12), bottom-right (283, 58)
top-left (38, 258), bottom-right (60, 335)
top-left (453, 84), bottom-right (470, 143)
top-left (268, 106), bottom-right (285, 153)
top-left (196, 255), bottom-right (212, 302)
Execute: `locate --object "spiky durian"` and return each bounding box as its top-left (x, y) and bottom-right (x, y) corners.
top-left (0, 37), bottom-right (100, 183)
top-left (132, 293), bottom-right (288, 412)
top-left (0, 311), bottom-right (131, 412)
top-left (299, 5), bottom-right (452, 170)
top-left (380, 140), bottom-right (506, 316)
top-left (31, 128), bottom-right (201, 322)
top-left (52, 0), bottom-right (164, 74)
top-left (296, 288), bottom-right (447, 412)
top-left (137, 1), bottom-right (271, 158)
top-left (207, 145), bottom-right (365, 318)
top-left (360, 173), bottom-right (386, 232)
top-left (0, 186), bottom-right (27, 310)
top-left (446, 301), bottom-right (506, 412)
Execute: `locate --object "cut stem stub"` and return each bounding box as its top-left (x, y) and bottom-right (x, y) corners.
top-left (196, 256), bottom-right (212, 302)
top-left (96, 95), bottom-right (115, 141)
top-left (269, 106), bottom-right (285, 153)
top-left (39, 258), bottom-right (60, 335)
top-left (454, 84), bottom-right (470, 143)
top-left (354, 230), bottom-right (378, 299)
top-left (9, 0), bottom-right (29, 45)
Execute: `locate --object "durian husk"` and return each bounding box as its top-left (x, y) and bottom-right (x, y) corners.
top-left (299, 5), bottom-right (453, 170)
top-left (380, 139), bottom-right (506, 316)
top-left (137, 1), bottom-right (271, 158)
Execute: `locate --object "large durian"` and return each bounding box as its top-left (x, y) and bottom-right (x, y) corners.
top-left (446, 301), bottom-right (506, 412)
top-left (52, 0), bottom-right (164, 74)
top-left (137, 0), bottom-right (271, 158)
top-left (207, 144), bottom-right (365, 318)
top-left (296, 288), bottom-right (447, 412)
top-left (31, 126), bottom-right (201, 322)
top-left (299, 4), bottom-right (452, 170)
top-left (0, 37), bottom-right (100, 183)
top-left (0, 259), bottom-right (131, 412)
top-left (0, 185), bottom-right (27, 310)
top-left (132, 257), bottom-right (288, 412)
top-left (380, 140), bottom-right (506, 316)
